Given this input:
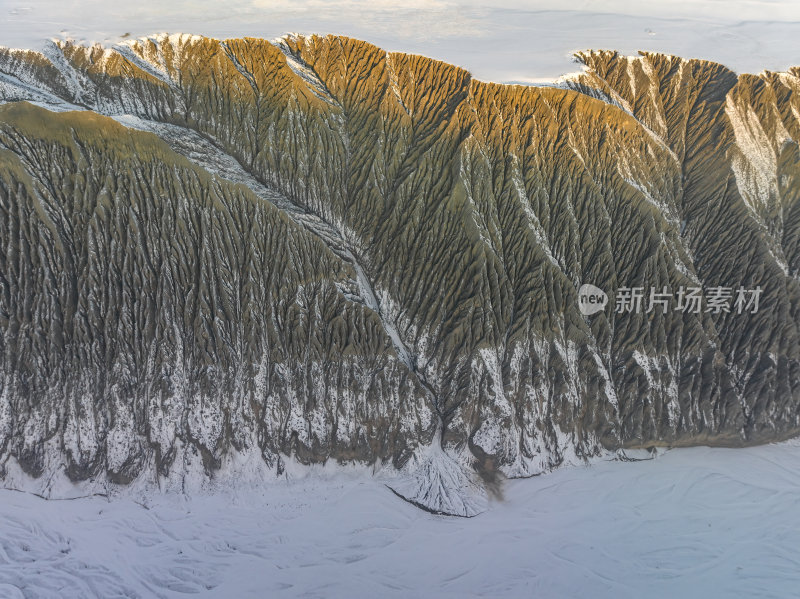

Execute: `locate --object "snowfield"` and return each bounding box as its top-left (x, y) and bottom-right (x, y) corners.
top-left (1, 441), bottom-right (799, 598)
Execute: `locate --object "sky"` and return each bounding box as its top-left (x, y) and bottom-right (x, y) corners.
top-left (1, 1), bottom-right (799, 82)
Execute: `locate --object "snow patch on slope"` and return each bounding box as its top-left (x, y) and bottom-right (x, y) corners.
top-left (273, 35), bottom-right (339, 106)
top-left (388, 441), bottom-right (488, 517)
top-left (40, 40), bottom-right (90, 104)
top-left (726, 94), bottom-right (780, 217)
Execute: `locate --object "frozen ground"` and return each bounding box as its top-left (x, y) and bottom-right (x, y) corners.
top-left (1, 440), bottom-right (799, 598)
top-left (2, 1), bottom-right (800, 82)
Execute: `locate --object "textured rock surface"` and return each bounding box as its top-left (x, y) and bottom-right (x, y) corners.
top-left (0, 35), bottom-right (798, 509)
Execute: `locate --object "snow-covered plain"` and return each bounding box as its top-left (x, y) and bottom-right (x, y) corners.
top-left (1, 441), bottom-right (799, 598)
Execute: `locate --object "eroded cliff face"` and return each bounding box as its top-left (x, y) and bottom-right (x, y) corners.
top-left (566, 51), bottom-right (800, 441)
top-left (0, 35), bottom-right (798, 512)
top-left (0, 102), bottom-right (434, 487)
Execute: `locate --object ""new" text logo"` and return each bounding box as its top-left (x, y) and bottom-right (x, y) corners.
top-left (578, 284), bottom-right (608, 316)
